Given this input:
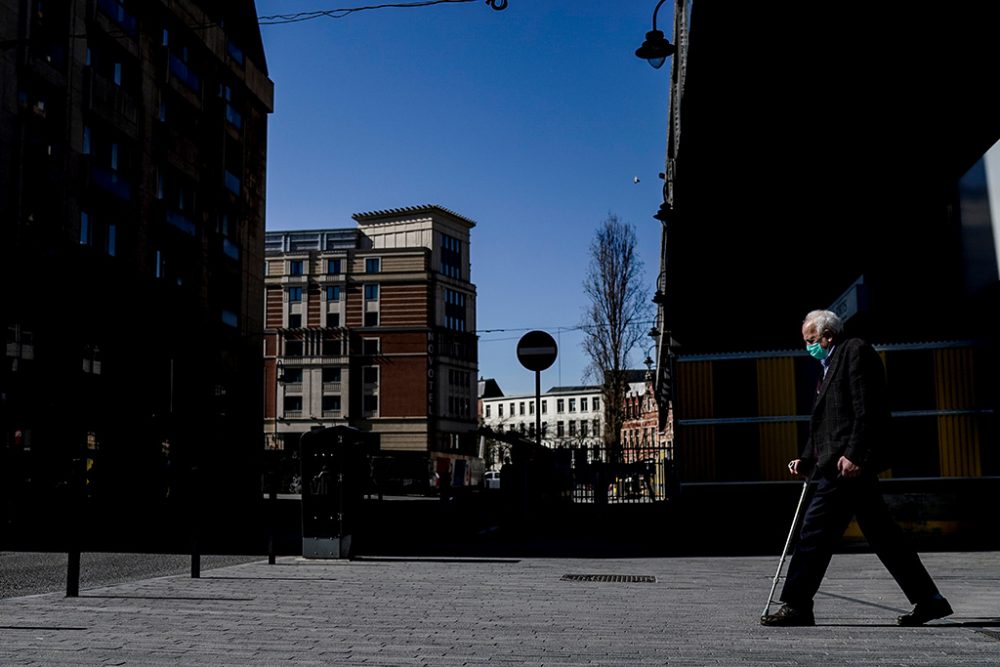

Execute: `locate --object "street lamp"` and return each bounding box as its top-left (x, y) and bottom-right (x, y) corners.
top-left (635, 0), bottom-right (676, 69)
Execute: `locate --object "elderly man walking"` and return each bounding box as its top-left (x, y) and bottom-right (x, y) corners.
top-left (761, 310), bottom-right (952, 627)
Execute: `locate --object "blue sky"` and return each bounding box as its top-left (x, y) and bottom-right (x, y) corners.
top-left (255, 0), bottom-right (672, 396)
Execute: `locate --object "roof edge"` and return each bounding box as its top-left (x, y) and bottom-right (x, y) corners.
top-left (352, 205), bottom-right (477, 228)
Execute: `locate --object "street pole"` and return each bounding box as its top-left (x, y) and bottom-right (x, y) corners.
top-left (535, 370), bottom-right (541, 449)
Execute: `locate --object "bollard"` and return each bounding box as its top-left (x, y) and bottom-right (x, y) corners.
top-left (190, 465), bottom-right (200, 578)
top-left (267, 467), bottom-right (277, 565)
top-left (66, 549), bottom-right (80, 597)
top-left (66, 456), bottom-right (83, 597)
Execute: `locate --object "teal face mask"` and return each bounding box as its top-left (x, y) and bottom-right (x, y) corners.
top-left (806, 342), bottom-right (827, 361)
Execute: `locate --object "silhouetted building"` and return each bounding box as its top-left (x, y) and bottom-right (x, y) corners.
top-left (1, 0), bottom-right (274, 532)
top-left (264, 206), bottom-right (479, 492)
top-left (653, 3), bottom-right (1000, 497)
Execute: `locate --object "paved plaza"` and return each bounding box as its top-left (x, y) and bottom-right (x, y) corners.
top-left (1, 551), bottom-right (998, 665)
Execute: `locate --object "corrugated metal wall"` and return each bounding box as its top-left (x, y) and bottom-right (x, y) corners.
top-left (673, 343), bottom-right (994, 484)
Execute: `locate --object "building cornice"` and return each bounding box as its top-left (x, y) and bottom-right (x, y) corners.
top-left (352, 205), bottom-right (477, 229)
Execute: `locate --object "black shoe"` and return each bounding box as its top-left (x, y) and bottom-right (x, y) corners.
top-left (897, 598), bottom-right (953, 626)
top-left (760, 604), bottom-right (815, 627)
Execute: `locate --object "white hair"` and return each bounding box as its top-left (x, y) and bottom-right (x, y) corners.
top-left (803, 309), bottom-right (843, 337)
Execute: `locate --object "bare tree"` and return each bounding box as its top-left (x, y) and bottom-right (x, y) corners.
top-left (581, 214), bottom-right (650, 462)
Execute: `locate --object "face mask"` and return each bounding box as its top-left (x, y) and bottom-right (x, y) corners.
top-left (806, 341), bottom-right (827, 361)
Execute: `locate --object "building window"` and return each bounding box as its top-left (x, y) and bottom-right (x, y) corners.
top-left (226, 39), bottom-right (245, 65)
top-left (569, 421), bottom-right (577, 436)
top-left (288, 314), bottom-right (302, 329)
top-left (541, 400), bottom-right (547, 415)
top-left (282, 367), bottom-right (303, 384)
top-left (485, 404), bottom-right (491, 418)
top-left (581, 397), bottom-right (588, 411)
top-left (80, 212), bottom-right (92, 246)
top-left (106, 224), bottom-right (116, 256)
top-left (363, 394), bottom-right (378, 414)
top-left (529, 402), bottom-right (534, 415)
top-left (327, 258), bottom-right (341, 274)
top-left (509, 402), bottom-right (515, 416)
top-left (557, 421), bottom-right (564, 437)
top-left (365, 257), bottom-right (380, 273)
top-left (569, 398), bottom-right (576, 412)
top-left (322, 367), bottom-right (341, 384)
top-left (82, 126), bottom-right (91, 154)
top-left (498, 404), bottom-right (503, 417)
top-left (322, 396), bottom-right (341, 414)
top-left (364, 312), bottom-right (379, 327)
top-left (283, 396), bottom-right (302, 414)
top-left (327, 312), bottom-right (340, 328)
top-left (284, 340), bottom-right (303, 356)
top-left (289, 260), bottom-right (303, 276)
top-left (222, 309), bottom-right (238, 328)
top-left (288, 287), bottom-right (302, 302)
top-left (322, 337), bottom-right (344, 356)
top-left (593, 397), bottom-right (600, 411)
top-left (98, 0), bottom-right (137, 35)
top-left (519, 402), bottom-right (525, 416)
top-left (362, 338), bottom-right (380, 355)
top-left (444, 288), bottom-right (466, 331)
top-left (364, 284), bottom-right (379, 301)
top-left (593, 419), bottom-right (600, 436)
top-left (326, 286), bottom-right (341, 301)
top-left (557, 399), bottom-right (564, 413)
top-left (581, 421), bottom-right (589, 437)
top-left (441, 233), bottom-right (461, 278)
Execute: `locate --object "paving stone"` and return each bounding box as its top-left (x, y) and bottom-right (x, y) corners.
top-left (1, 552), bottom-right (998, 664)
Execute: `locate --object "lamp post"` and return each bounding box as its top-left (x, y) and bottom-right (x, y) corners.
top-left (635, 0), bottom-right (676, 69)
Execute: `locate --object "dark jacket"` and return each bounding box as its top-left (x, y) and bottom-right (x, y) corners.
top-left (800, 337), bottom-right (891, 476)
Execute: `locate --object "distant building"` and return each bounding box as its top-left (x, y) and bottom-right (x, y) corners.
top-left (620, 372), bottom-right (672, 464)
top-left (479, 372), bottom-right (652, 459)
top-left (1, 0), bottom-right (274, 522)
top-left (476, 377), bottom-right (504, 420)
top-left (480, 385), bottom-right (602, 451)
top-left (264, 206), bottom-right (479, 489)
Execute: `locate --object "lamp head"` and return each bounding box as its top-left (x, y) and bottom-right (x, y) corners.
top-left (653, 201), bottom-right (673, 223)
top-left (635, 29), bottom-right (675, 69)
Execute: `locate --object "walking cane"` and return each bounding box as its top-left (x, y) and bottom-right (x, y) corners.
top-left (761, 469), bottom-right (814, 620)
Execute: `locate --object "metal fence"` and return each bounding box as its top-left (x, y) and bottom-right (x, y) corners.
top-left (552, 445), bottom-right (674, 504)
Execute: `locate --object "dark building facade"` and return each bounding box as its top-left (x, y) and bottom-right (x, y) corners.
top-left (1, 0), bottom-right (273, 540)
top-left (651, 2), bottom-right (1000, 539)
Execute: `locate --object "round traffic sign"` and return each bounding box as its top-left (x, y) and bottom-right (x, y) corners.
top-left (517, 330), bottom-right (558, 372)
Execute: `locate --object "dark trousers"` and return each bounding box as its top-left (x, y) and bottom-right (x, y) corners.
top-left (780, 474), bottom-right (940, 609)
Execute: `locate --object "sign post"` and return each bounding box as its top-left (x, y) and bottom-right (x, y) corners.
top-left (517, 331), bottom-right (558, 448)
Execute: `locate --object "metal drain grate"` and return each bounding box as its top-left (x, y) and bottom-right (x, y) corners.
top-left (561, 574), bottom-right (656, 583)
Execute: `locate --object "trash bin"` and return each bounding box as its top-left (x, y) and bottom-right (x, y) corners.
top-left (299, 426), bottom-right (379, 558)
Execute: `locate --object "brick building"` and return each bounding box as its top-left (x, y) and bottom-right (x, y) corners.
top-left (1, 0), bottom-right (273, 534)
top-left (620, 371), bottom-right (672, 465)
top-left (264, 206), bottom-right (479, 491)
